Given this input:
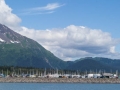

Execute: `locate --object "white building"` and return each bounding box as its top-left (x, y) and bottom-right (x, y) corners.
top-left (88, 74), bottom-right (102, 78)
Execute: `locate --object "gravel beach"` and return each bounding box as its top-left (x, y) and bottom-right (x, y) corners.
top-left (0, 78), bottom-right (120, 83)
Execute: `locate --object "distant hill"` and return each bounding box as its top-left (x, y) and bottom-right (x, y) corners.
top-left (93, 57), bottom-right (120, 70)
top-left (67, 57), bottom-right (120, 72)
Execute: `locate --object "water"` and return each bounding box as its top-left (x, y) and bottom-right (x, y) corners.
top-left (0, 83), bottom-right (120, 90)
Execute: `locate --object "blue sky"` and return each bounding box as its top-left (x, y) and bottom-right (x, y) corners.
top-left (1, 0), bottom-right (120, 60)
top-left (5, 0), bottom-right (120, 37)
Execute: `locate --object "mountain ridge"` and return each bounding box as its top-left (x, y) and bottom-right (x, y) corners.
top-left (0, 23), bottom-right (67, 69)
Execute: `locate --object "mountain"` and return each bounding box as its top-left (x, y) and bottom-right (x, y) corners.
top-left (67, 57), bottom-right (120, 72)
top-left (0, 23), bottom-right (67, 69)
top-left (0, 23), bottom-right (120, 71)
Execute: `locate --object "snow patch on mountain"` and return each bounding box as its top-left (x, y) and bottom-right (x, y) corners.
top-left (0, 38), bottom-right (5, 42)
top-left (10, 40), bottom-right (20, 43)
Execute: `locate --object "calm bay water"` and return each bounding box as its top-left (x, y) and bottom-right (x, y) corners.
top-left (0, 83), bottom-right (119, 90)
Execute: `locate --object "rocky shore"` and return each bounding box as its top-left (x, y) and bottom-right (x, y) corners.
top-left (0, 78), bottom-right (120, 83)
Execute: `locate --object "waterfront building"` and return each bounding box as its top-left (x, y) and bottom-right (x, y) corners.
top-left (102, 73), bottom-right (113, 78)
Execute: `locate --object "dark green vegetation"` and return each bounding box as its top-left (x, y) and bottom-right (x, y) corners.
top-left (0, 43), bottom-right (67, 69)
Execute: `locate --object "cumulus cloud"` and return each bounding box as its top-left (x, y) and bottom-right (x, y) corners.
top-left (22, 3), bottom-right (65, 15)
top-left (0, 0), bottom-right (120, 61)
top-left (0, 0), bottom-right (21, 29)
top-left (18, 25), bottom-right (120, 60)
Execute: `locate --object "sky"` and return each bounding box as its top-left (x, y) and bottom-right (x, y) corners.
top-left (0, 0), bottom-right (120, 61)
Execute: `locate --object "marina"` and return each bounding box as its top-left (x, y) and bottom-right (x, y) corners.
top-left (0, 68), bottom-right (119, 79)
top-left (0, 67), bottom-right (119, 79)
top-left (0, 68), bottom-right (119, 83)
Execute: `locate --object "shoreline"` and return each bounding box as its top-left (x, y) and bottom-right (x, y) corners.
top-left (0, 78), bottom-right (120, 83)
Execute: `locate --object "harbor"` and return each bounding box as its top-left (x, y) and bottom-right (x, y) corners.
top-left (0, 67), bottom-right (119, 78)
top-left (0, 66), bottom-right (119, 84)
top-left (0, 67), bottom-right (119, 83)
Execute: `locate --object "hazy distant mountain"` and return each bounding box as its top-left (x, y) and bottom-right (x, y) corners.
top-left (0, 23), bottom-right (67, 69)
top-left (67, 57), bottom-right (120, 72)
top-left (93, 57), bottom-right (120, 70)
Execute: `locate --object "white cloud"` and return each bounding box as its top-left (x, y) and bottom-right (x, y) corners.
top-left (19, 25), bottom-right (120, 61)
top-left (1, 0), bottom-right (120, 61)
top-left (22, 3), bottom-right (65, 15)
top-left (31, 3), bottom-right (65, 11)
top-left (0, 0), bottom-right (21, 29)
